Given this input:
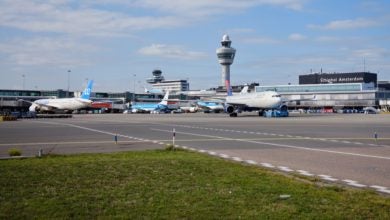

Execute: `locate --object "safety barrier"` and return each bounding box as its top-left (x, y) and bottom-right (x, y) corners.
top-left (0, 116), bottom-right (17, 121)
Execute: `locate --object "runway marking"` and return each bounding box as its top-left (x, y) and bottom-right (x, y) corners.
top-left (219, 154), bottom-right (230, 159)
top-left (278, 166), bottom-right (293, 172)
top-left (260, 163), bottom-right (275, 168)
top-left (232, 157), bottom-right (243, 162)
top-left (208, 151), bottom-right (217, 155)
top-left (343, 180), bottom-right (367, 188)
top-left (318, 175), bottom-right (338, 182)
top-left (245, 160), bottom-right (257, 165)
top-left (151, 128), bottom-right (390, 160)
top-left (163, 124), bottom-right (390, 148)
top-left (297, 170), bottom-right (314, 176)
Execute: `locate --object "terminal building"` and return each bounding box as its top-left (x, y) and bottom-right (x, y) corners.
top-left (256, 72), bottom-right (390, 112)
top-left (146, 69), bottom-right (189, 93)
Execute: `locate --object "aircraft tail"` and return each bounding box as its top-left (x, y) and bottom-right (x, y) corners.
top-left (240, 86), bottom-right (249, 94)
top-left (159, 90), bottom-right (169, 105)
top-left (81, 80), bottom-right (93, 100)
top-left (226, 80), bottom-right (233, 96)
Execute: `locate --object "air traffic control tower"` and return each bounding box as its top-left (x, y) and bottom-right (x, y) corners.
top-left (216, 34), bottom-right (236, 90)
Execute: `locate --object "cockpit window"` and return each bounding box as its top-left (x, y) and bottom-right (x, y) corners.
top-left (272, 95), bottom-right (281, 97)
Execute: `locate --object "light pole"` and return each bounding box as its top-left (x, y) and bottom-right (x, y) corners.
top-left (22, 74), bottom-right (25, 90)
top-left (67, 70), bottom-right (71, 97)
top-left (133, 74), bottom-right (136, 93)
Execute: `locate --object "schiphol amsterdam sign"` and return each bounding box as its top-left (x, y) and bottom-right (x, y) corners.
top-left (320, 76), bottom-right (364, 84)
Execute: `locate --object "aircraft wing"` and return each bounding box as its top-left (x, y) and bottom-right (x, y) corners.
top-left (19, 99), bottom-right (56, 109)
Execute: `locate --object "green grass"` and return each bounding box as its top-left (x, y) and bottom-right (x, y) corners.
top-left (0, 150), bottom-right (389, 219)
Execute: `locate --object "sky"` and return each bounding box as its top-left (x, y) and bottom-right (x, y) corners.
top-left (0, 0), bottom-right (389, 92)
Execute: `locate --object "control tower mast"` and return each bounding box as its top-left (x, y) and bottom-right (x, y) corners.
top-left (216, 34), bottom-right (236, 91)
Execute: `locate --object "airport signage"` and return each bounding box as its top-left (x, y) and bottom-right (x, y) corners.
top-left (319, 76), bottom-right (364, 84)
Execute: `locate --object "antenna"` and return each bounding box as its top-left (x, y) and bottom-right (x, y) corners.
top-left (363, 57), bottom-right (366, 72)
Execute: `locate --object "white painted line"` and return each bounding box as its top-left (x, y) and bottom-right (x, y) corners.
top-left (189, 148), bottom-right (196, 151)
top-left (232, 157), bottom-right (243, 162)
top-left (297, 170), bottom-right (314, 176)
top-left (342, 141), bottom-right (351, 144)
top-left (354, 142), bottom-right (363, 145)
top-left (368, 144), bottom-right (377, 146)
top-left (278, 166), bottom-right (293, 172)
top-left (218, 154), bottom-right (230, 159)
top-left (348, 182), bottom-right (367, 188)
top-left (287, 135), bottom-right (293, 138)
top-left (181, 146), bottom-right (188, 149)
top-left (208, 151), bottom-right (217, 155)
top-left (198, 150), bottom-right (206, 153)
top-left (150, 128), bottom-right (390, 160)
top-left (378, 189), bottom-right (390, 194)
top-left (319, 139), bottom-right (326, 141)
top-left (245, 160), bottom-right (257, 165)
top-left (158, 142), bottom-right (165, 145)
top-left (370, 185), bottom-right (387, 190)
top-left (153, 141), bottom-right (158, 144)
top-left (261, 163), bottom-right (275, 168)
top-left (318, 174), bottom-right (338, 182)
top-left (342, 179), bottom-right (366, 188)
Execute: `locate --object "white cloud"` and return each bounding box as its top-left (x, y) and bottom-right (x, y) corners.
top-left (0, 37), bottom-right (97, 66)
top-left (138, 44), bottom-right (207, 60)
top-left (0, 0), bottom-right (185, 36)
top-left (134, 0), bottom-right (307, 16)
top-left (242, 37), bottom-right (280, 44)
top-left (352, 48), bottom-right (389, 59)
top-left (0, 0), bottom-right (308, 37)
top-left (308, 18), bottom-right (381, 30)
top-left (288, 33), bottom-right (307, 41)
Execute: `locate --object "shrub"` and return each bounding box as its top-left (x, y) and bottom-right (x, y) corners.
top-left (8, 148), bottom-right (22, 156)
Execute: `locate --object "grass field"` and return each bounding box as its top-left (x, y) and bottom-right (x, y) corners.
top-left (0, 150), bottom-right (389, 219)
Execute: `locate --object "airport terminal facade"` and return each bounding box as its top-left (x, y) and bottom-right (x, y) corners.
top-left (256, 72), bottom-right (390, 112)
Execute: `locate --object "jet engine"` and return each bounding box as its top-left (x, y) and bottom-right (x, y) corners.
top-left (29, 103), bottom-right (40, 112)
top-left (225, 105), bottom-right (235, 114)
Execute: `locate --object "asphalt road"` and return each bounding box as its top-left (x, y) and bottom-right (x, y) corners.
top-left (1, 112), bottom-right (389, 193)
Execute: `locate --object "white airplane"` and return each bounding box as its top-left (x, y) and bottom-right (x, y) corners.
top-left (131, 91), bottom-right (170, 113)
top-left (26, 80), bottom-right (94, 113)
top-left (223, 85), bottom-right (285, 117)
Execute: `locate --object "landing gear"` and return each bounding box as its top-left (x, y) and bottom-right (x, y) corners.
top-left (229, 113), bottom-right (237, 117)
top-left (258, 110), bottom-right (264, 117)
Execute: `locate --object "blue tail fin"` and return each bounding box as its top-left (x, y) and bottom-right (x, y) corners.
top-left (81, 80), bottom-right (93, 99)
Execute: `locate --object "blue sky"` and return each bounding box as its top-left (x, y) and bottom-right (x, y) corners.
top-left (0, 0), bottom-right (389, 92)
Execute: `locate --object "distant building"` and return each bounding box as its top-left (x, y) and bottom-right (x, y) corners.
top-left (146, 69), bottom-right (189, 93)
top-left (299, 72), bottom-right (377, 87)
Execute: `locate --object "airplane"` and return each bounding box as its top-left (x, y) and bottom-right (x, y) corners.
top-left (25, 80), bottom-right (94, 113)
top-left (222, 83), bottom-right (286, 117)
top-left (144, 87), bottom-right (164, 95)
top-left (196, 101), bottom-right (224, 113)
top-left (131, 91), bottom-right (170, 113)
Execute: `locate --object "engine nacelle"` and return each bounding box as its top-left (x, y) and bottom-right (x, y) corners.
top-left (225, 105), bottom-right (235, 114)
top-left (279, 104), bottom-right (288, 112)
top-left (29, 103), bottom-right (40, 112)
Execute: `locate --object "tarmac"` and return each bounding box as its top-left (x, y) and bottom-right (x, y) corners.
top-left (1, 112), bottom-right (389, 194)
